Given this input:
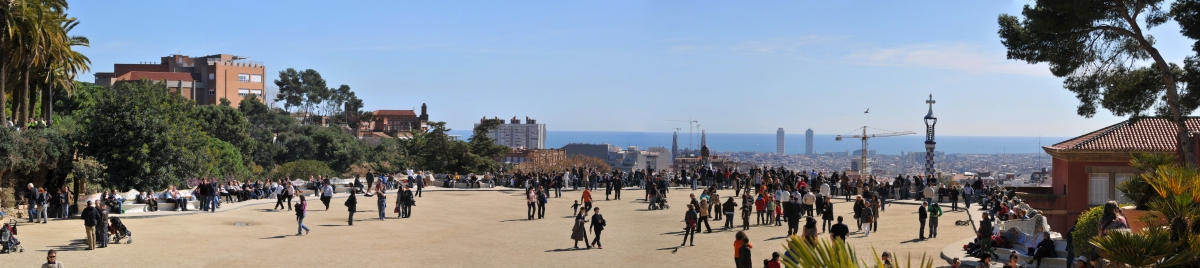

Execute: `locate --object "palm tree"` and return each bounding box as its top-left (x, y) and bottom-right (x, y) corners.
top-left (41, 16), bottom-right (89, 125)
top-left (1091, 228), bottom-right (1196, 268)
top-left (780, 236), bottom-right (935, 268)
top-left (4, 0), bottom-right (69, 126)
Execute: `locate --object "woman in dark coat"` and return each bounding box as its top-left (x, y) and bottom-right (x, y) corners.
top-left (821, 201), bottom-right (834, 233)
top-left (571, 207), bottom-right (590, 249)
top-left (345, 188), bottom-right (357, 226)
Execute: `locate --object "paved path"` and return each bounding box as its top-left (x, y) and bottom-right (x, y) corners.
top-left (0, 187), bottom-right (978, 267)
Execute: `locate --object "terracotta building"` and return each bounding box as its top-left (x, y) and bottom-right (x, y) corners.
top-left (1038, 117), bottom-right (1200, 232)
top-left (358, 104), bottom-right (429, 140)
top-left (93, 54), bottom-right (266, 108)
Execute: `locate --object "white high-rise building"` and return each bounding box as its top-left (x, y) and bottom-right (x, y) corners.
top-left (805, 129), bottom-right (814, 155)
top-left (476, 116), bottom-right (546, 149)
top-left (776, 128), bottom-right (785, 154)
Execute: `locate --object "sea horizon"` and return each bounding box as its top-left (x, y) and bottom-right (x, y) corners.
top-left (449, 130), bottom-right (1069, 155)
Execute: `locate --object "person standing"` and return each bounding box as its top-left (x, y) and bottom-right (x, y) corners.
top-left (284, 181), bottom-right (296, 211)
top-left (274, 180), bottom-right (287, 210)
top-left (733, 232), bottom-right (754, 268)
top-left (682, 204), bottom-right (697, 246)
top-left (928, 202), bottom-right (943, 238)
top-left (740, 196), bottom-right (752, 230)
top-left (613, 176), bottom-right (622, 200)
top-left (698, 199), bottom-right (713, 233)
top-left (571, 207), bottom-right (590, 249)
top-left (786, 199), bottom-right (801, 236)
top-left (526, 188), bottom-right (536, 220)
top-left (81, 201), bottom-right (99, 250)
top-left (722, 197), bottom-right (737, 229)
top-left (400, 186), bottom-right (414, 218)
top-left (96, 203), bottom-right (110, 248)
top-left (345, 188), bottom-right (357, 225)
top-left (918, 201), bottom-right (929, 240)
top-left (590, 207), bottom-right (605, 249)
top-left (58, 186), bottom-right (72, 219)
top-left (320, 182), bottom-right (334, 211)
top-left (871, 196), bottom-right (881, 233)
top-left (375, 183), bottom-right (387, 221)
top-left (711, 190), bottom-right (722, 221)
top-left (950, 186), bottom-right (960, 211)
top-left (296, 195), bottom-right (310, 236)
top-left (963, 185), bottom-right (974, 210)
top-left (415, 172), bottom-right (425, 197)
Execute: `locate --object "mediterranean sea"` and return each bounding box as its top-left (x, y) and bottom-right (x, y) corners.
top-left (448, 130), bottom-right (1068, 155)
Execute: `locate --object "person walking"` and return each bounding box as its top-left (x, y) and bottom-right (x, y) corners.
top-left (733, 231), bottom-right (754, 268)
top-left (736, 236), bottom-right (753, 268)
top-left (821, 201), bottom-right (833, 233)
top-left (852, 197), bottom-right (864, 232)
top-left (963, 185), bottom-right (974, 210)
top-left (36, 188), bottom-right (48, 223)
top-left (698, 199), bottom-right (713, 233)
top-left (918, 201), bottom-right (929, 240)
top-left (537, 186), bottom-right (548, 219)
top-left (722, 197), bottom-right (737, 229)
top-left (284, 181), bottom-right (296, 211)
top-left (928, 202), bottom-right (943, 238)
top-left (682, 204), bottom-right (697, 247)
top-left (274, 180), bottom-right (287, 210)
top-left (861, 201), bottom-right (874, 237)
top-left (830, 216), bottom-right (849, 241)
top-left (58, 186), bottom-right (72, 219)
top-left (871, 196), bottom-right (881, 233)
top-left (526, 188), bottom-right (537, 220)
top-left (740, 196), bottom-right (752, 230)
top-left (375, 184), bottom-right (387, 221)
top-left (321, 182), bottom-right (334, 211)
top-left (81, 201), bottom-right (99, 250)
top-left (786, 199), bottom-right (801, 236)
top-left (590, 207), bottom-right (605, 249)
top-left (580, 188), bottom-right (593, 212)
top-left (613, 177), bottom-right (622, 200)
top-left (571, 207), bottom-right (590, 249)
top-left (296, 195), bottom-right (310, 236)
top-left (345, 188), bottom-right (357, 225)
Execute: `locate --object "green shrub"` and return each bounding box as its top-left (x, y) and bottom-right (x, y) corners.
top-left (275, 160), bottom-right (333, 180)
top-left (1072, 205), bottom-right (1105, 258)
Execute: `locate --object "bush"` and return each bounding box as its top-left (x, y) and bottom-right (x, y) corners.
top-left (1071, 205), bottom-right (1105, 258)
top-left (275, 160), bottom-right (333, 180)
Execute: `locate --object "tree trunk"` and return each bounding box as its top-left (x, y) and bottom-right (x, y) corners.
top-left (1122, 7), bottom-right (1197, 165)
top-left (0, 38), bottom-right (5, 126)
top-left (16, 60), bottom-right (30, 127)
top-left (42, 72), bottom-right (51, 125)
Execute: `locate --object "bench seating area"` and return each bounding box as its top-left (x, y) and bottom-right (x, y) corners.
top-left (990, 218), bottom-right (1069, 267)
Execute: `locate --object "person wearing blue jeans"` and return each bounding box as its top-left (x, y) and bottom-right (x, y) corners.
top-left (208, 196), bottom-right (219, 213)
top-left (296, 196), bottom-right (310, 236)
top-left (375, 186), bottom-right (387, 220)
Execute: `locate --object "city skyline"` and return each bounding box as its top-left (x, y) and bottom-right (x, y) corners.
top-left (71, 1), bottom-right (1192, 137)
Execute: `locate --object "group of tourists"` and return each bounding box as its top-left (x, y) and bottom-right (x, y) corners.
top-left (20, 184), bottom-right (73, 223)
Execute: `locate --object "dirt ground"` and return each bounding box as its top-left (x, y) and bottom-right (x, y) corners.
top-left (0, 187), bottom-right (978, 267)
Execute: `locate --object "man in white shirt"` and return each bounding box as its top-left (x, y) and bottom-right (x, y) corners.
top-left (923, 185), bottom-right (937, 205)
top-left (802, 191), bottom-right (816, 217)
top-left (320, 182), bottom-right (334, 211)
top-left (820, 182), bottom-right (831, 199)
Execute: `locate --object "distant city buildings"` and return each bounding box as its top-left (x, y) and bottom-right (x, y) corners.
top-left (94, 54), bottom-right (266, 108)
top-left (477, 116), bottom-right (546, 149)
top-left (562, 143), bottom-right (669, 172)
top-left (805, 129), bottom-right (814, 155)
top-left (776, 128), bottom-right (785, 154)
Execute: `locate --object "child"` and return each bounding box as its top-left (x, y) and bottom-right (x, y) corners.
top-left (741, 198), bottom-right (752, 230)
top-left (775, 199), bottom-right (784, 227)
top-left (571, 200), bottom-right (580, 216)
top-left (766, 195), bottom-right (776, 225)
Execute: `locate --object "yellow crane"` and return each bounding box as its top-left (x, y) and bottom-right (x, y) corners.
top-left (836, 126), bottom-right (915, 176)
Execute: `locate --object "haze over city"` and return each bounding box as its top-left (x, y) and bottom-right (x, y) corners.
top-left (69, 0), bottom-right (1189, 137)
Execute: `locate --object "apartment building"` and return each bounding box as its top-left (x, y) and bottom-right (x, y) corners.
top-left (94, 54), bottom-right (266, 108)
top-left (476, 116), bottom-right (546, 149)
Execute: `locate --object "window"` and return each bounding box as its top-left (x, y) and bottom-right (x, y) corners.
top-left (251, 90), bottom-right (262, 97)
top-left (238, 74), bottom-right (250, 82)
top-left (209, 73), bottom-right (215, 80)
top-left (250, 74), bottom-right (263, 83)
top-left (1089, 173), bottom-right (1109, 205)
top-left (208, 89), bottom-right (216, 95)
top-left (238, 89), bottom-right (251, 97)
top-left (1115, 173), bottom-right (1135, 204)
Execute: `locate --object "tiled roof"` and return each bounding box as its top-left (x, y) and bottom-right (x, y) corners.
top-left (116, 71), bottom-right (194, 81)
top-left (1046, 117), bottom-right (1200, 152)
top-left (374, 110), bottom-right (416, 116)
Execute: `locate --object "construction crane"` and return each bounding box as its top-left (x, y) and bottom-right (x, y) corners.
top-left (669, 119), bottom-right (698, 150)
top-left (836, 126), bottom-right (916, 176)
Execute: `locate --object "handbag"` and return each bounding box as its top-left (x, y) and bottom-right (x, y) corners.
top-left (393, 207), bottom-right (400, 213)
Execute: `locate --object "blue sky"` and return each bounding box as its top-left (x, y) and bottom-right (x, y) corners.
top-left (72, 1), bottom-right (1197, 137)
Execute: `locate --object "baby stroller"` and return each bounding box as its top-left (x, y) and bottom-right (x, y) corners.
top-left (656, 188), bottom-right (670, 210)
top-left (1, 219), bottom-right (22, 253)
top-left (108, 217), bottom-right (133, 244)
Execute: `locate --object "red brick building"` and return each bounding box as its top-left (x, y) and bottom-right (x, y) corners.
top-left (94, 54), bottom-right (266, 108)
top-left (1039, 117), bottom-right (1200, 231)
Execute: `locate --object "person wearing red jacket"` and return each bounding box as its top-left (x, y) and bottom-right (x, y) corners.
top-left (754, 195), bottom-right (767, 225)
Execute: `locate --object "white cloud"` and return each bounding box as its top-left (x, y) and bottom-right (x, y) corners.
top-left (844, 44), bottom-right (1051, 77)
